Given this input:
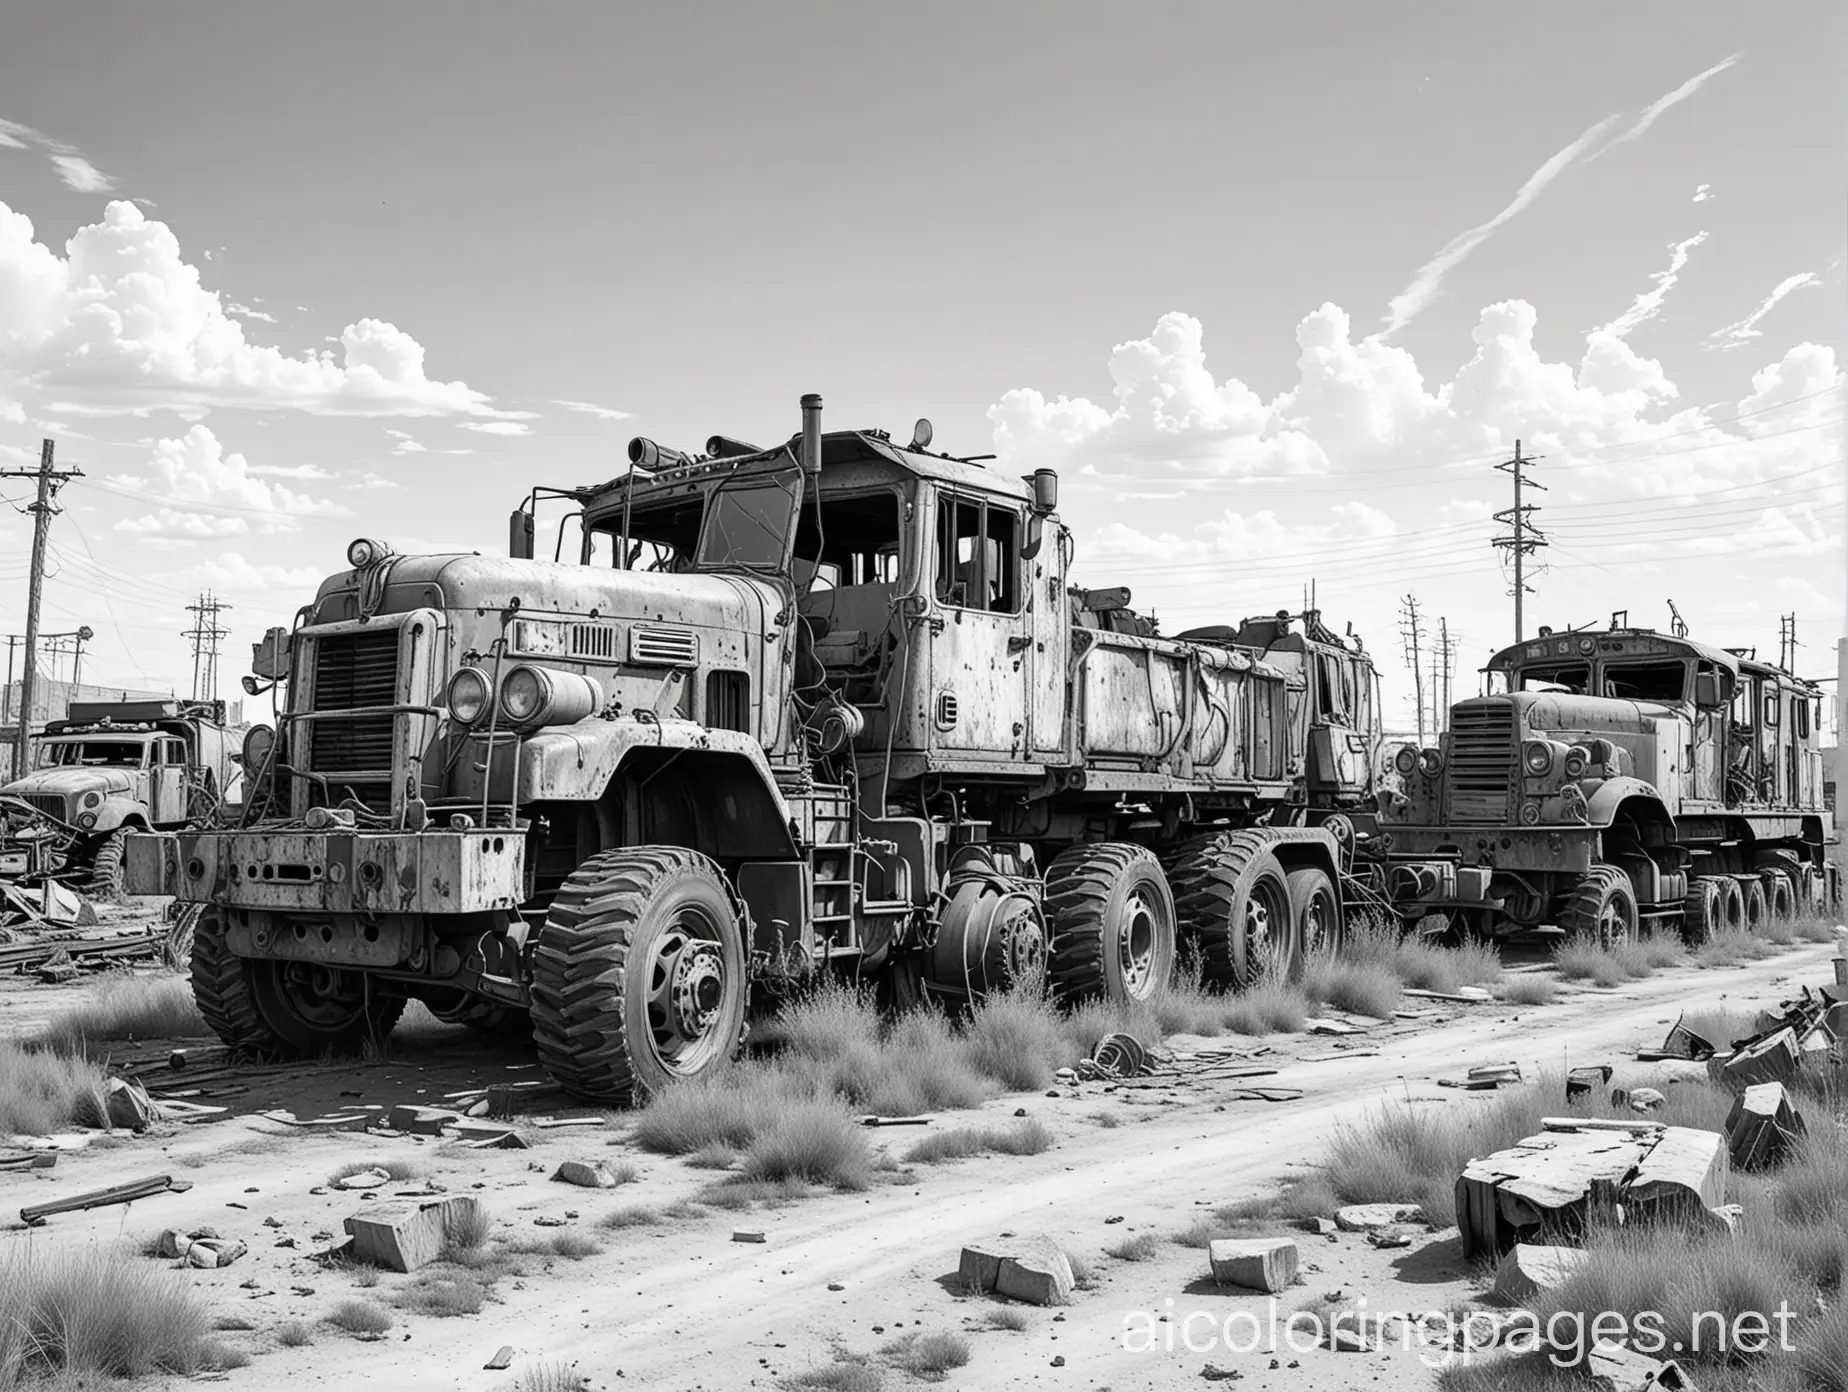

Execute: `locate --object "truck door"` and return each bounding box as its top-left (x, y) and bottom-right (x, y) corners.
top-left (1691, 661), bottom-right (1724, 802)
top-left (1027, 524), bottom-right (1068, 759)
top-left (929, 490), bottom-right (1031, 759)
top-left (151, 738), bottom-right (189, 822)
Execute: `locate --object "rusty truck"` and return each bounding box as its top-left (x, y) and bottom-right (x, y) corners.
top-left (1377, 620), bottom-right (1839, 945)
top-left (126, 394), bottom-right (1437, 1103)
top-left (1, 699), bottom-right (239, 899)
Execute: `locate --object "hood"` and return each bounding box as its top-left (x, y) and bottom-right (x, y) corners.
top-left (1512, 691), bottom-right (1676, 736)
top-left (0, 767), bottom-right (137, 801)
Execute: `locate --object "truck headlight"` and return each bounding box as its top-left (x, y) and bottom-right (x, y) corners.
top-left (497, 665), bottom-right (602, 729)
top-left (77, 811), bottom-right (98, 830)
top-left (81, 790), bottom-right (103, 810)
top-left (347, 537), bottom-right (394, 569)
top-left (1393, 746), bottom-right (1418, 777)
top-left (242, 724), bottom-right (276, 774)
top-left (1563, 745), bottom-right (1590, 779)
top-left (1522, 740), bottom-right (1555, 777)
top-left (1417, 747), bottom-right (1443, 777)
top-left (446, 668), bottom-right (492, 725)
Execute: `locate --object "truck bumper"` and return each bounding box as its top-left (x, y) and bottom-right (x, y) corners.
top-left (1379, 824), bottom-right (1599, 876)
top-left (124, 827), bottom-right (527, 915)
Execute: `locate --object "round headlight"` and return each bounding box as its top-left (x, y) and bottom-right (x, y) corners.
top-left (1417, 747), bottom-right (1443, 777)
top-left (1578, 637), bottom-right (1596, 655)
top-left (77, 811), bottom-right (98, 830)
top-left (446, 668), bottom-right (492, 725)
top-left (499, 666), bottom-right (545, 724)
top-left (1394, 746), bottom-right (1418, 777)
top-left (1563, 745), bottom-right (1590, 779)
top-left (242, 724), bottom-right (276, 772)
top-left (81, 790), bottom-right (103, 810)
top-left (346, 537), bottom-right (393, 569)
top-left (1519, 801), bottom-right (1543, 826)
top-left (1523, 740), bottom-right (1555, 776)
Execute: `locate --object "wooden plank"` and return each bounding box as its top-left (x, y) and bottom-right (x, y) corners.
top-left (21, 1174), bottom-right (191, 1226)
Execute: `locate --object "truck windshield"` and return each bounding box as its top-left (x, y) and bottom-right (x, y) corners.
top-left (696, 471), bottom-right (801, 571)
top-left (37, 740), bottom-right (148, 768)
top-left (1601, 661), bottom-right (1687, 701)
top-left (1518, 662), bottom-right (1589, 694)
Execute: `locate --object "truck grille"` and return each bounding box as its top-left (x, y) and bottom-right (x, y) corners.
top-left (15, 792), bottom-right (66, 821)
top-left (1446, 704), bottom-right (1514, 824)
top-left (309, 630), bottom-right (398, 774)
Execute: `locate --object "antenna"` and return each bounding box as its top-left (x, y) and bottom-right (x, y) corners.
top-left (1667, 599), bottom-right (1688, 638)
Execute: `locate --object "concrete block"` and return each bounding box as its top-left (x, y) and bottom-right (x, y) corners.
top-left (336, 1168), bottom-right (390, 1190)
top-left (959, 1233), bottom-right (1074, 1306)
top-left (343, 1196), bottom-right (482, 1273)
top-left (1492, 1244), bottom-right (1587, 1303)
top-left (1721, 1028), bottom-right (1800, 1087)
top-left (1334, 1203), bottom-right (1422, 1232)
top-left (1208, 1237), bottom-right (1298, 1292)
top-left (388, 1105), bottom-right (461, 1135)
top-left (552, 1159), bottom-right (621, 1188)
top-left (1725, 1082), bottom-right (1805, 1170)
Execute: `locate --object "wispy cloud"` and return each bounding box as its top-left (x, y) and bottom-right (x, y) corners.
top-left (1692, 182), bottom-right (1712, 203)
top-left (0, 116), bottom-right (115, 192)
top-left (459, 421), bottom-right (532, 437)
top-left (1595, 231), bottom-right (1708, 340)
top-left (1382, 55), bottom-right (1742, 339)
top-left (553, 398), bottom-right (634, 422)
top-left (227, 302), bottom-right (279, 324)
top-left (1381, 115), bottom-right (1621, 337)
top-left (1704, 272), bottom-right (1821, 351)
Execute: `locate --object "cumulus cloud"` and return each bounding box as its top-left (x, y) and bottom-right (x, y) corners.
top-left (0, 201), bottom-right (508, 418)
top-left (109, 424), bottom-right (347, 539)
top-left (158, 552), bottom-right (326, 595)
top-left (0, 116), bottom-right (115, 192)
top-left (1704, 273), bottom-right (1821, 351)
top-left (553, 398), bottom-right (634, 421)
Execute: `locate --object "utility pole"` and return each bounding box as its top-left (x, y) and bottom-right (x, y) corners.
top-left (183, 592), bottom-right (232, 703)
top-left (1779, 614), bottom-right (1799, 672)
top-left (1399, 594), bottom-right (1426, 744)
top-left (1, 439), bottom-right (83, 774)
top-left (1492, 439), bottom-right (1547, 643)
top-left (1437, 617), bottom-right (1456, 733)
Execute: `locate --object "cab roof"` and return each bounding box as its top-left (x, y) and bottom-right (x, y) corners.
top-left (1489, 626), bottom-right (1819, 693)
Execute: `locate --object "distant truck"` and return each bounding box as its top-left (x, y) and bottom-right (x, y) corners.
top-left (0, 699), bottom-right (239, 898)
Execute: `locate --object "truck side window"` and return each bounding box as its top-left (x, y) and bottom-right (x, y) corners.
top-left (935, 497), bottom-right (1019, 614)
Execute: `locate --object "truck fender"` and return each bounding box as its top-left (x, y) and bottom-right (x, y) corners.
top-left (519, 716), bottom-right (798, 859)
top-left (90, 798), bottom-right (151, 835)
top-left (1582, 777), bottom-right (1673, 834)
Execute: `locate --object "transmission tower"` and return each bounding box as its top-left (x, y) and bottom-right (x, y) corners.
top-left (1779, 614), bottom-right (1800, 672)
top-left (1399, 594), bottom-right (1426, 744)
top-left (1492, 439), bottom-right (1547, 642)
top-left (183, 592), bottom-right (232, 703)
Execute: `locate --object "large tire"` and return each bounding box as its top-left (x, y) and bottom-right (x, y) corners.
top-left (1762, 871), bottom-right (1796, 926)
top-left (1285, 866), bottom-right (1342, 964)
top-left (1739, 876), bottom-right (1769, 935)
top-left (1679, 877), bottom-right (1723, 945)
top-left (529, 846), bottom-right (748, 1106)
top-left (1716, 876), bottom-right (1746, 934)
top-left (1168, 832), bottom-right (1295, 990)
top-left (1042, 842), bottom-right (1176, 1006)
top-left (87, 828), bottom-right (129, 902)
top-left (1559, 864), bottom-right (1637, 949)
top-left (191, 905), bottom-right (404, 1056)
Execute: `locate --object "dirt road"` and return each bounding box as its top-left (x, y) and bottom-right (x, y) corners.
top-left (3, 938), bottom-right (1837, 1392)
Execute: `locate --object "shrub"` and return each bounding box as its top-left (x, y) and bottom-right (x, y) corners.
top-left (397, 1269), bottom-right (486, 1318)
top-left (35, 974), bottom-right (209, 1054)
top-left (443, 1200), bottom-right (492, 1256)
top-left (0, 1245), bottom-right (213, 1381)
top-left (737, 1096), bottom-right (873, 1190)
top-left (276, 1321), bottom-right (313, 1348)
top-left (328, 1157), bottom-right (423, 1184)
top-left (1553, 940), bottom-right (1634, 988)
top-left (1106, 1233), bottom-right (1161, 1261)
top-left (1499, 973), bottom-right (1558, 1006)
top-left (905, 1119), bottom-right (1051, 1164)
top-left (784, 1362), bottom-right (885, 1391)
top-left (961, 989), bottom-right (1071, 1090)
top-left (517, 1361), bottom-right (591, 1392)
top-left (327, 1300), bottom-right (393, 1337)
top-left (597, 1205), bottom-right (665, 1229)
top-left (1299, 952), bottom-right (1401, 1020)
top-left (0, 1037), bottom-right (109, 1135)
top-left (881, 1330), bottom-right (971, 1377)
top-left (984, 1307), bottom-right (1030, 1331)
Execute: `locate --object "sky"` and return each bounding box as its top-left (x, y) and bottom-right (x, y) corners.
top-left (0, 1), bottom-right (1841, 732)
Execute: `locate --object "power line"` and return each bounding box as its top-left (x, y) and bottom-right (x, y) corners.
top-left (182, 592), bottom-right (232, 704)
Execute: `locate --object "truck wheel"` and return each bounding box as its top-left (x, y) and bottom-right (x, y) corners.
top-left (1762, 871), bottom-right (1796, 926)
top-left (1739, 876), bottom-right (1769, 935)
top-left (1559, 864), bottom-right (1637, 950)
top-left (192, 906), bottom-right (404, 1057)
top-left (1043, 843), bottom-right (1176, 1006)
top-left (86, 829), bottom-right (129, 902)
top-left (1286, 867), bottom-right (1342, 961)
top-left (529, 846), bottom-right (748, 1105)
top-left (1716, 876), bottom-right (1746, 933)
top-left (1168, 832), bottom-right (1294, 990)
top-left (1679, 877), bottom-right (1723, 945)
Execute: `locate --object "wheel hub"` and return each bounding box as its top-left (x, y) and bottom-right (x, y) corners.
top-left (1118, 892), bottom-right (1157, 991)
top-left (668, 940), bottom-right (726, 1040)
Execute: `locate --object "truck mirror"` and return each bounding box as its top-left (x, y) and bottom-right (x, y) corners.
top-left (251, 627), bottom-right (292, 681)
top-left (1030, 469), bottom-right (1059, 515)
top-left (510, 508), bottom-right (535, 560)
top-left (1694, 670), bottom-right (1722, 708)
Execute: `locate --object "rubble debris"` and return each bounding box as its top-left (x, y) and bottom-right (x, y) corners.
top-left (1583, 1338), bottom-right (1698, 1391)
top-left (1303, 1018), bottom-right (1362, 1036)
top-left (1716, 1028), bottom-right (1800, 1087)
top-left (1366, 1225), bottom-right (1419, 1249)
top-left (387, 1105), bottom-right (462, 1135)
top-left (732, 1230), bottom-right (766, 1244)
top-left (1725, 1083), bottom-right (1806, 1170)
top-left (860, 1115), bottom-right (930, 1127)
top-left (21, 1174), bottom-right (192, 1226)
top-left (105, 1077), bottom-right (159, 1131)
top-left (484, 1347), bottom-right (515, 1371)
top-left (1457, 1124), bottom-right (1725, 1259)
top-left (1402, 987), bottom-right (1493, 1004)
top-left (552, 1159), bottom-right (623, 1189)
top-left (0, 929), bottom-right (165, 973)
top-left (960, 1233), bottom-right (1075, 1306)
top-left (336, 1168), bottom-right (392, 1190)
top-left (1492, 1243), bottom-right (1588, 1302)
top-left (156, 1228), bottom-right (248, 1268)
top-left (1208, 1237), bottom-right (1298, 1292)
top-left (1640, 1015), bottom-right (1715, 1063)
top-left (1612, 1087), bottom-right (1667, 1114)
top-left (343, 1196), bottom-right (485, 1274)
top-left (1334, 1203), bottom-right (1422, 1232)
top-left (0, 1152), bottom-right (57, 1172)
top-left (1076, 1032), bottom-right (1150, 1080)
top-left (1566, 1065), bottom-right (1614, 1101)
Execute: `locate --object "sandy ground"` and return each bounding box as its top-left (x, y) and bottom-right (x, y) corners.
top-left (1, 907), bottom-right (1839, 1392)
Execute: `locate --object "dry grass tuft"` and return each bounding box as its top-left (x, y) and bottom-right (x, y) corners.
top-left (442, 1199), bottom-right (492, 1256)
top-left (1299, 952), bottom-right (1401, 1020)
top-left (397, 1269), bottom-right (486, 1318)
top-left (880, 1330), bottom-right (971, 1378)
top-left (904, 1119), bottom-right (1052, 1164)
top-left (0, 1244), bottom-right (214, 1382)
top-left (34, 974), bottom-right (209, 1054)
top-left (596, 1205), bottom-right (665, 1229)
top-left (327, 1299), bottom-right (393, 1337)
top-left (1105, 1232), bottom-right (1161, 1261)
top-left (516, 1361), bottom-right (591, 1392)
top-left (1498, 973), bottom-right (1559, 1007)
top-left (327, 1157), bottom-right (423, 1185)
top-left (738, 1096), bottom-right (874, 1190)
top-left (275, 1320), bottom-right (313, 1348)
top-left (0, 1037), bottom-right (110, 1135)
top-left (960, 989), bottom-right (1071, 1091)
top-left (983, 1307), bottom-right (1031, 1331)
top-left (1555, 931), bottom-right (1686, 987)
